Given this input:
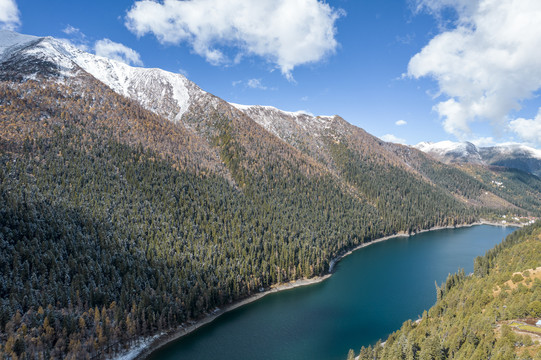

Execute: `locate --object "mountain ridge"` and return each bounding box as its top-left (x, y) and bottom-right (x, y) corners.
top-left (415, 140), bottom-right (541, 177)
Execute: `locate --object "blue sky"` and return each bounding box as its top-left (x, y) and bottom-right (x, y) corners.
top-left (2, 0), bottom-right (541, 147)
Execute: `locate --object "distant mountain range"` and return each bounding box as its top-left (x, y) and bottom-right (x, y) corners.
top-left (1, 30), bottom-right (541, 359)
top-left (415, 141), bottom-right (541, 177)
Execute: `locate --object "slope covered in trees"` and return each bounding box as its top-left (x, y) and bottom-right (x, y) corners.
top-left (0, 77), bottom-right (487, 359)
top-left (350, 221), bottom-right (541, 360)
top-left (0, 54), bottom-right (540, 359)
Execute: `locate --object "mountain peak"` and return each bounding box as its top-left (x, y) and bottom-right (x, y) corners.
top-left (0, 30), bottom-right (39, 58)
top-left (0, 30), bottom-right (200, 122)
top-left (415, 140), bottom-right (541, 176)
top-left (414, 140), bottom-right (482, 164)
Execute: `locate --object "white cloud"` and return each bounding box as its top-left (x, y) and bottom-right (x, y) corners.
top-left (509, 108), bottom-right (541, 146)
top-left (469, 136), bottom-right (495, 147)
top-left (381, 134), bottom-right (407, 144)
top-left (63, 25), bottom-right (83, 36)
top-left (409, 0), bottom-right (541, 139)
top-left (232, 78), bottom-right (273, 90)
top-left (395, 120), bottom-right (407, 126)
top-left (94, 39), bottom-right (143, 66)
top-left (60, 25), bottom-right (89, 51)
top-left (246, 79), bottom-right (267, 90)
top-left (0, 0), bottom-right (21, 30)
top-left (125, 0), bottom-right (343, 80)
top-left (414, 0), bottom-right (478, 20)
top-left (59, 38), bottom-right (89, 52)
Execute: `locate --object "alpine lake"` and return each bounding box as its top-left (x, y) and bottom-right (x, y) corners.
top-left (147, 225), bottom-right (516, 360)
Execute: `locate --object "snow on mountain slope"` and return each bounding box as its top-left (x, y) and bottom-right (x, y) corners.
top-left (414, 141), bottom-right (483, 164)
top-left (0, 31), bottom-right (39, 58)
top-left (484, 143), bottom-right (541, 160)
top-left (480, 143), bottom-right (541, 176)
top-left (68, 49), bottom-right (196, 122)
top-left (0, 30), bottom-right (198, 122)
top-left (229, 103), bottom-right (350, 168)
top-left (415, 140), bottom-right (541, 176)
top-left (230, 103), bottom-right (336, 138)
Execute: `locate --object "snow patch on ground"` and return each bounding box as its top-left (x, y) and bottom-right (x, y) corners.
top-left (111, 334), bottom-right (162, 360)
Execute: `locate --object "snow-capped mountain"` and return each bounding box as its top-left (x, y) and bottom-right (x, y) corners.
top-left (415, 140), bottom-right (541, 176)
top-left (480, 144), bottom-right (541, 176)
top-left (0, 30), bottom-right (341, 145)
top-left (414, 141), bottom-right (483, 164)
top-left (480, 143), bottom-right (541, 160)
top-left (3, 30), bottom-right (541, 179)
top-left (230, 103), bottom-right (413, 172)
top-left (0, 30), bottom-right (201, 122)
top-left (230, 104), bottom-right (337, 138)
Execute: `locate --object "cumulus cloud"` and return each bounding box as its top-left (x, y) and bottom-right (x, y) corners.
top-left (413, 0), bottom-right (478, 21)
top-left (125, 0), bottom-right (343, 80)
top-left (94, 39), bottom-right (143, 66)
top-left (509, 108), bottom-right (541, 146)
top-left (0, 0), bottom-right (21, 30)
top-left (381, 134), bottom-right (407, 144)
top-left (395, 120), bottom-right (407, 126)
top-left (409, 0), bottom-right (541, 140)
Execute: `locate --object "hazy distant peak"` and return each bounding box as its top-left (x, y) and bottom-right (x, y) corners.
top-left (414, 141), bottom-right (482, 163)
top-left (415, 140), bottom-right (541, 176)
top-left (484, 143), bottom-right (541, 160)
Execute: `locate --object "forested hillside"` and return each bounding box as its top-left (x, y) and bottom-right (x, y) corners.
top-left (0, 77), bottom-right (483, 359)
top-left (1, 33), bottom-right (541, 359)
top-left (350, 221), bottom-right (541, 360)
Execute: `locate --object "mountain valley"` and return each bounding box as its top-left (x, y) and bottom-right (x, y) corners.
top-left (1, 30), bottom-right (541, 359)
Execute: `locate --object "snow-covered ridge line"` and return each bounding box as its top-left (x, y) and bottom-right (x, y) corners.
top-left (230, 103), bottom-right (321, 118)
top-left (3, 30), bottom-right (340, 128)
top-left (414, 140), bottom-right (477, 154)
top-left (0, 30), bottom-right (193, 122)
top-left (487, 143), bottom-right (541, 160)
top-left (415, 140), bottom-right (541, 160)
top-left (0, 30), bottom-right (39, 59)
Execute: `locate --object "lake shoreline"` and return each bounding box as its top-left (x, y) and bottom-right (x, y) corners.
top-left (328, 220), bottom-right (521, 272)
top-left (127, 220), bottom-right (521, 360)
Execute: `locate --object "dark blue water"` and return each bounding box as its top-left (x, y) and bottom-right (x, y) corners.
top-left (149, 225), bottom-right (515, 360)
